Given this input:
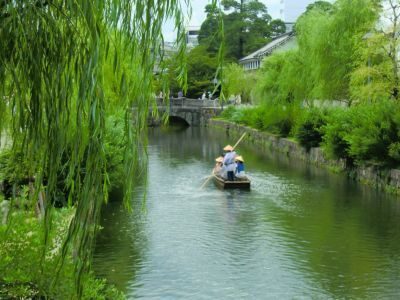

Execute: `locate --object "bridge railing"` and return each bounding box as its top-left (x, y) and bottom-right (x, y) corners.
top-left (155, 97), bottom-right (220, 108)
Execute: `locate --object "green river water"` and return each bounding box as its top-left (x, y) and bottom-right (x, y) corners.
top-left (94, 126), bottom-right (400, 299)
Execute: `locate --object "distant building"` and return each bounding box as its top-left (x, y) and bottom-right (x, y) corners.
top-left (238, 1), bottom-right (319, 71)
top-left (153, 42), bottom-right (178, 74)
top-left (186, 26), bottom-right (200, 48)
top-left (284, 22), bottom-right (295, 33)
top-left (239, 32), bottom-right (296, 71)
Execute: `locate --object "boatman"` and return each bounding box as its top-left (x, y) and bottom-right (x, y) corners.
top-left (222, 145), bottom-right (237, 181)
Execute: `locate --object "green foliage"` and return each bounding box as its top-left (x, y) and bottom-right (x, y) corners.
top-left (259, 105), bottom-right (299, 137)
top-left (389, 143), bottom-right (400, 162)
top-left (323, 108), bottom-right (357, 161)
top-left (163, 45), bottom-right (218, 98)
top-left (104, 112), bottom-right (126, 192)
top-left (350, 31), bottom-right (396, 103)
top-left (0, 0), bottom-right (191, 297)
top-left (303, 1), bottom-right (335, 14)
top-left (220, 104), bottom-right (300, 137)
top-left (221, 100), bottom-right (400, 168)
top-left (254, 51), bottom-right (305, 104)
top-left (0, 111), bottom-right (126, 199)
top-left (198, 0), bottom-right (285, 60)
top-left (0, 149), bottom-right (31, 185)
top-left (187, 45), bottom-right (218, 98)
top-left (222, 63), bottom-right (256, 103)
top-left (255, 0), bottom-right (379, 106)
top-left (345, 102), bottom-right (399, 163)
top-left (294, 108), bottom-right (327, 151)
top-left (0, 206), bottom-right (124, 299)
top-left (323, 101), bottom-right (400, 166)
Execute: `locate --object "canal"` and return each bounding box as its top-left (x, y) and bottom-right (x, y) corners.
top-left (94, 126), bottom-right (400, 299)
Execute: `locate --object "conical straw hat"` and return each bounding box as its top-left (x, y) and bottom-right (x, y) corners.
top-left (215, 156), bottom-right (223, 163)
top-left (235, 155), bottom-right (244, 162)
top-left (223, 145), bottom-right (233, 151)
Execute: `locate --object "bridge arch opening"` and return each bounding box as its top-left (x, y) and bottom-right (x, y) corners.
top-left (168, 116), bottom-right (190, 127)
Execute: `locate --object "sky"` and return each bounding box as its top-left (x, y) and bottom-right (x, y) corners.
top-left (163, 0), bottom-right (283, 42)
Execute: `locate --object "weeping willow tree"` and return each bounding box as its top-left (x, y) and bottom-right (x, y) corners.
top-left (350, 0), bottom-right (400, 102)
top-left (0, 0), bottom-right (222, 297)
top-left (222, 63), bottom-right (256, 103)
top-left (253, 0), bottom-right (379, 106)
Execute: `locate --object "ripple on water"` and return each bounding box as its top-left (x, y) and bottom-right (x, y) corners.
top-left (94, 128), bottom-right (400, 299)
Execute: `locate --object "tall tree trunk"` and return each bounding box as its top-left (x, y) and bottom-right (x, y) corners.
top-left (239, 0), bottom-right (244, 58)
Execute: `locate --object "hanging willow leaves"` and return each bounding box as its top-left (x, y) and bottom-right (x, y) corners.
top-left (0, 0), bottom-right (226, 297)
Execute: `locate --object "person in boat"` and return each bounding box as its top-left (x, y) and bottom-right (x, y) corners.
top-left (214, 156), bottom-right (224, 177)
top-left (222, 145), bottom-right (237, 181)
top-left (235, 156), bottom-right (246, 179)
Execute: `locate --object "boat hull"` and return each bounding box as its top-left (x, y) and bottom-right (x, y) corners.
top-left (212, 170), bottom-right (251, 190)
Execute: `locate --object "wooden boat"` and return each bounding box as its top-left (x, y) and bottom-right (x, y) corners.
top-left (212, 169), bottom-right (251, 190)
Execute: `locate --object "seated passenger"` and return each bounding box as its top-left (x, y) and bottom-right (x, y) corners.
top-left (235, 156), bottom-right (246, 179)
top-left (214, 156), bottom-right (224, 176)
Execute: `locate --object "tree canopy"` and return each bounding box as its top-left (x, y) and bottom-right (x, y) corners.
top-left (255, 0), bottom-right (380, 104)
top-left (198, 0), bottom-right (286, 60)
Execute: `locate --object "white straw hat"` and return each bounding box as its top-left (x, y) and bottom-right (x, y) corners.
top-left (223, 145), bottom-right (234, 151)
top-left (235, 155), bottom-right (244, 162)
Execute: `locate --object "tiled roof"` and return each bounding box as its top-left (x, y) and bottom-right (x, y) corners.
top-left (239, 32), bottom-right (295, 62)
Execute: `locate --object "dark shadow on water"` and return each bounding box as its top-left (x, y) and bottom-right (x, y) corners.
top-left (167, 116), bottom-right (190, 128)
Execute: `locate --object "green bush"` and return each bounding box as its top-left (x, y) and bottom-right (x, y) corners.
top-left (260, 104), bottom-right (300, 137)
top-left (0, 204), bottom-right (124, 299)
top-left (104, 112), bottom-right (126, 192)
top-left (219, 104), bottom-right (300, 137)
top-left (389, 142), bottom-right (400, 162)
top-left (323, 101), bottom-right (400, 166)
top-left (294, 108), bottom-right (327, 151)
top-left (0, 149), bottom-right (31, 185)
top-left (245, 106), bottom-right (265, 130)
top-left (345, 101), bottom-right (399, 164)
top-left (0, 111), bottom-right (126, 200)
top-left (220, 106), bottom-right (237, 120)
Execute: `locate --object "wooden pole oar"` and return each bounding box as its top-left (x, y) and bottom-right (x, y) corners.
top-left (200, 172), bottom-right (215, 189)
top-left (200, 132), bottom-right (247, 189)
top-left (232, 132), bottom-right (246, 150)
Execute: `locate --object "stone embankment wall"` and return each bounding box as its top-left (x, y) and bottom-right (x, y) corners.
top-left (210, 119), bottom-right (400, 194)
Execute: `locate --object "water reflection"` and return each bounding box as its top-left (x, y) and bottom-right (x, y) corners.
top-left (93, 188), bottom-right (147, 294)
top-left (94, 126), bottom-right (400, 299)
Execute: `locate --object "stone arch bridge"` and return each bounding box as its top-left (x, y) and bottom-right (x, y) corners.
top-left (149, 98), bottom-right (223, 126)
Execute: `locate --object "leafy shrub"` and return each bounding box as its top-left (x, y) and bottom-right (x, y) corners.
top-left (260, 104), bottom-right (300, 137)
top-left (0, 149), bottom-right (31, 185)
top-left (244, 106), bottom-right (265, 129)
top-left (295, 108), bottom-right (327, 150)
top-left (323, 101), bottom-right (400, 166)
top-left (0, 205), bottom-right (124, 299)
top-left (104, 112), bottom-right (126, 192)
top-left (0, 111), bottom-right (126, 199)
top-left (345, 101), bottom-right (398, 164)
top-left (220, 106), bottom-right (237, 120)
top-left (219, 104), bottom-right (300, 137)
top-left (322, 107), bottom-right (353, 160)
top-left (389, 142), bottom-right (400, 162)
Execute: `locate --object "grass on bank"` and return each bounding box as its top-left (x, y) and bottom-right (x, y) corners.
top-left (0, 195), bottom-right (124, 299)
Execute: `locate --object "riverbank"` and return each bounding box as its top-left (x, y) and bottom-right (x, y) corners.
top-left (209, 119), bottom-right (400, 195)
